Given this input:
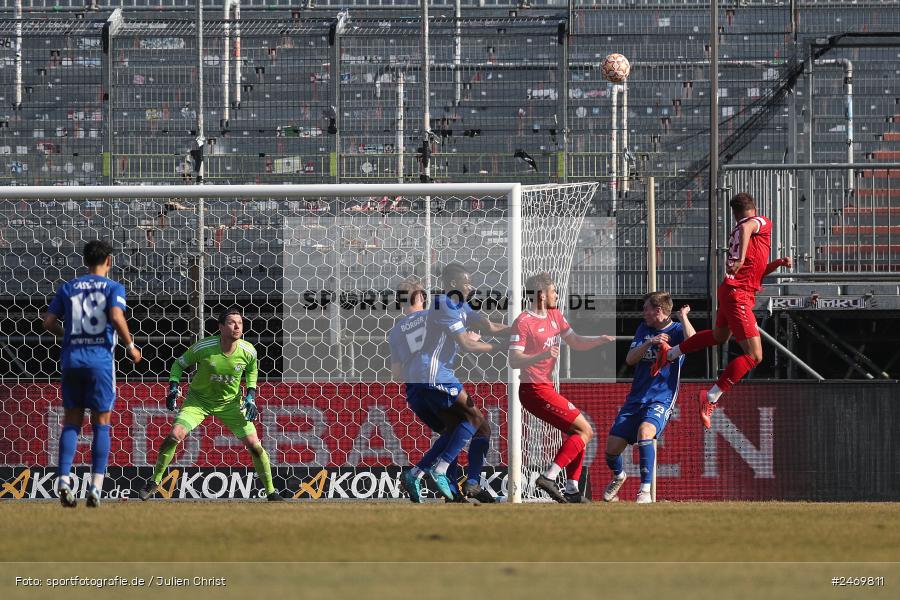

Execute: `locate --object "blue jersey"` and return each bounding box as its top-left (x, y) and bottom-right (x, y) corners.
top-left (409, 293), bottom-right (485, 388)
top-left (625, 320), bottom-right (685, 406)
top-left (47, 274), bottom-right (128, 371)
top-left (388, 310), bottom-right (428, 383)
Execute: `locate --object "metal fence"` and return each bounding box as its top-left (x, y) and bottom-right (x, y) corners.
top-left (1, 3), bottom-right (899, 298)
top-left (722, 163), bottom-right (900, 276)
top-left (0, 5), bottom-right (805, 188)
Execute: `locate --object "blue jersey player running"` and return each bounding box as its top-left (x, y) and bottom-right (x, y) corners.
top-left (389, 278), bottom-right (464, 503)
top-left (603, 291), bottom-right (694, 504)
top-left (406, 264), bottom-right (509, 502)
top-left (43, 240), bottom-right (142, 508)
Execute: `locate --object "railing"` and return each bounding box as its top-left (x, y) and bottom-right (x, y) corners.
top-left (722, 163), bottom-right (900, 278)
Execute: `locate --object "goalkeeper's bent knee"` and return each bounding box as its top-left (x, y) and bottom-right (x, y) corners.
top-left (249, 442), bottom-right (266, 458)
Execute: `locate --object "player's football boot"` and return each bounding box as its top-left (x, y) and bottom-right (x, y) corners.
top-left (535, 475), bottom-right (567, 503)
top-left (400, 469), bottom-right (423, 503)
top-left (602, 473), bottom-right (626, 502)
top-left (462, 480), bottom-right (496, 504)
top-left (58, 481), bottom-right (77, 508)
top-left (266, 491), bottom-right (286, 502)
top-left (426, 469), bottom-right (456, 501)
top-left (441, 477), bottom-right (466, 502)
top-left (85, 485), bottom-right (101, 508)
top-left (446, 491), bottom-right (470, 504)
top-left (636, 490), bottom-right (654, 504)
top-left (564, 491), bottom-right (592, 504)
top-left (650, 341), bottom-right (672, 377)
top-left (138, 479), bottom-right (158, 501)
top-left (698, 390), bottom-right (717, 430)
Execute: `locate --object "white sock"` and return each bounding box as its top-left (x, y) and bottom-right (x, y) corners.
top-left (565, 479), bottom-right (579, 494)
top-left (667, 345), bottom-right (683, 361)
top-left (640, 483), bottom-right (651, 493)
top-left (433, 459), bottom-right (450, 475)
top-left (57, 475), bottom-right (71, 490)
top-left (614, 471), bottom-right (626, 481)
top-left (707, 384), bottom-right (723, 404)
top-left (410, 466), bottom-right (424, 480)
top-left (543, 463), bottom-right (563, 480)
top-left (91, 473), bottom-right (104, 491)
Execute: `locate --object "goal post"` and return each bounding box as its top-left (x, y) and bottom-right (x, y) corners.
top-left (0, 182), bottom-right (598, 503)
top-left (507, 183), bottom-right (523, 504)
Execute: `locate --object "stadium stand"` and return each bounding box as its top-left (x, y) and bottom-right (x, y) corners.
top-left (0, 0), bottom-right (898, 379)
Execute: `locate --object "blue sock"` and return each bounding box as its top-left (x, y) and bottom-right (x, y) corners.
top-left (91, 424), bottom-right (111, 478)
top-left (638, 439), bottom-right (655, 485)
top-left (605, 452), bottom-right (624, 476)
top-left (417, 432), bottom-right (451, 471)
top-left (58, 424), bottom-right (79, 482)
top-left (439, 421), bottom-right (477, 464)
top-left (466, 435), bottom-right (490, 485)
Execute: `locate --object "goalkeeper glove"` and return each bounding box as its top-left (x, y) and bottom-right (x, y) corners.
top-left (242, 388), bottom-right (258, 421)
top-left (166, 382), bottom-right (180, 412)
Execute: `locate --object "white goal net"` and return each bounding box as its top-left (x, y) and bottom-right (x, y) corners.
top-left (0, 182), bottom-right (600, 503)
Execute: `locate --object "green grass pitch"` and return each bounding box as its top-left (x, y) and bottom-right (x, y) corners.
top-left (1, 501), bottom-right (897, 599)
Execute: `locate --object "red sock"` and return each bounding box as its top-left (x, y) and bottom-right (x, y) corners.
top-left (565, 446), bottom-right (586, 482)
top-left (716, 354), bottom-right (758, 392)
top-left (678, 329), bottom-right (717, 354)
top-left (553, 434), bottom-right (586, 470)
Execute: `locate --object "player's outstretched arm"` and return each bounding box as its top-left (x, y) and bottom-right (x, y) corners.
top-left (454, 331), bottom-right (501, 354)
top-left (241, 344), bottom-right (260, 420)
top-left (42, 312), bottom-right (65, 338)
top-left (168, 354), bottom-right (188, 383)
top-left (109, 306), bottom-right (142, 363)
top-left (242, 388), bottom-right (259, 421)
top-left (43, 287), bottom-right (66, 337)
top-left (563, 332), bottom-right (616, 351)
top-left (166, 344), bottom-right (200, 410)
top-left (168, 339), bottom-right (207, 382)
top-left (480, 319), bottom-right (511, 336)
top-left (509, 345), bottom-right (558, 370)
top-left (165, 355), bottom-right (190, 412)
top-left (763, 256), bottom-right (792, 277)
top-left (244, 345), bottom-right (259, 390)
top-left (677, 305), bottom-right (696, 339)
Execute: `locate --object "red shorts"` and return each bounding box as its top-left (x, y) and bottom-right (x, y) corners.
top-left (716, 283), bottom-right (759, 342)
top-left (518, 382), bottom-right (581, 433)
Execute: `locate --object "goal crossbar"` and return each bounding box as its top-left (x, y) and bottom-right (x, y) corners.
top-left (0, 183), bottom-right (522, 200)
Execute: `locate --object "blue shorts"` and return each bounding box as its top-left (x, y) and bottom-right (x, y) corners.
top-left (61, 366), bottom-right (116, 413)
top-left (416, 383), bottom-right (462, 413)
top-left (406, 383), bottom-right (446, 433)
top-left (423, 373), bottom-right (463, 400)
top-left (608, 399), bottom-right (673, 445)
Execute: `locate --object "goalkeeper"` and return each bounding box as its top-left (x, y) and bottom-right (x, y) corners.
top-left (139, 308), bottom-right (283, 501)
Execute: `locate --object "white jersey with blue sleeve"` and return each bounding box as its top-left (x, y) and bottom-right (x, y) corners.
top-left (388, 310), bottom-right (428, 383)
top-left (47, 274), bottom-right (127, 370)
top-left (625, 320), bottom-right (686, 406)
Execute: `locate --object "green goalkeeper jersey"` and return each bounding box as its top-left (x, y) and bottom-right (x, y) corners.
top-left (169, 336), bottom-right (258, 406)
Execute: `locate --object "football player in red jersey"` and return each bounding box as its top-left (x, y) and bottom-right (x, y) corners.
top-left (508, 272), bottom-right (616, 503)
top-left (652, 192), bottom-right (792, 428)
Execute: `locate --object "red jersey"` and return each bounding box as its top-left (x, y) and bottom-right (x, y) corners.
top-left (723, 215), bottom-right (772, 291)
top-left (508, 309), bottom-right (573, 384)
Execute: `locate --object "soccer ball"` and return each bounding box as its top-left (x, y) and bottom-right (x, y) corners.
top-left (601, 53), bottom-right (631, 83)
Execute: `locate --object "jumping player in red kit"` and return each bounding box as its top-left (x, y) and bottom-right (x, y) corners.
top-left (652, 192), bottom-right (792, 429)
top-left (508, 272), bottom-right (616, 503)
